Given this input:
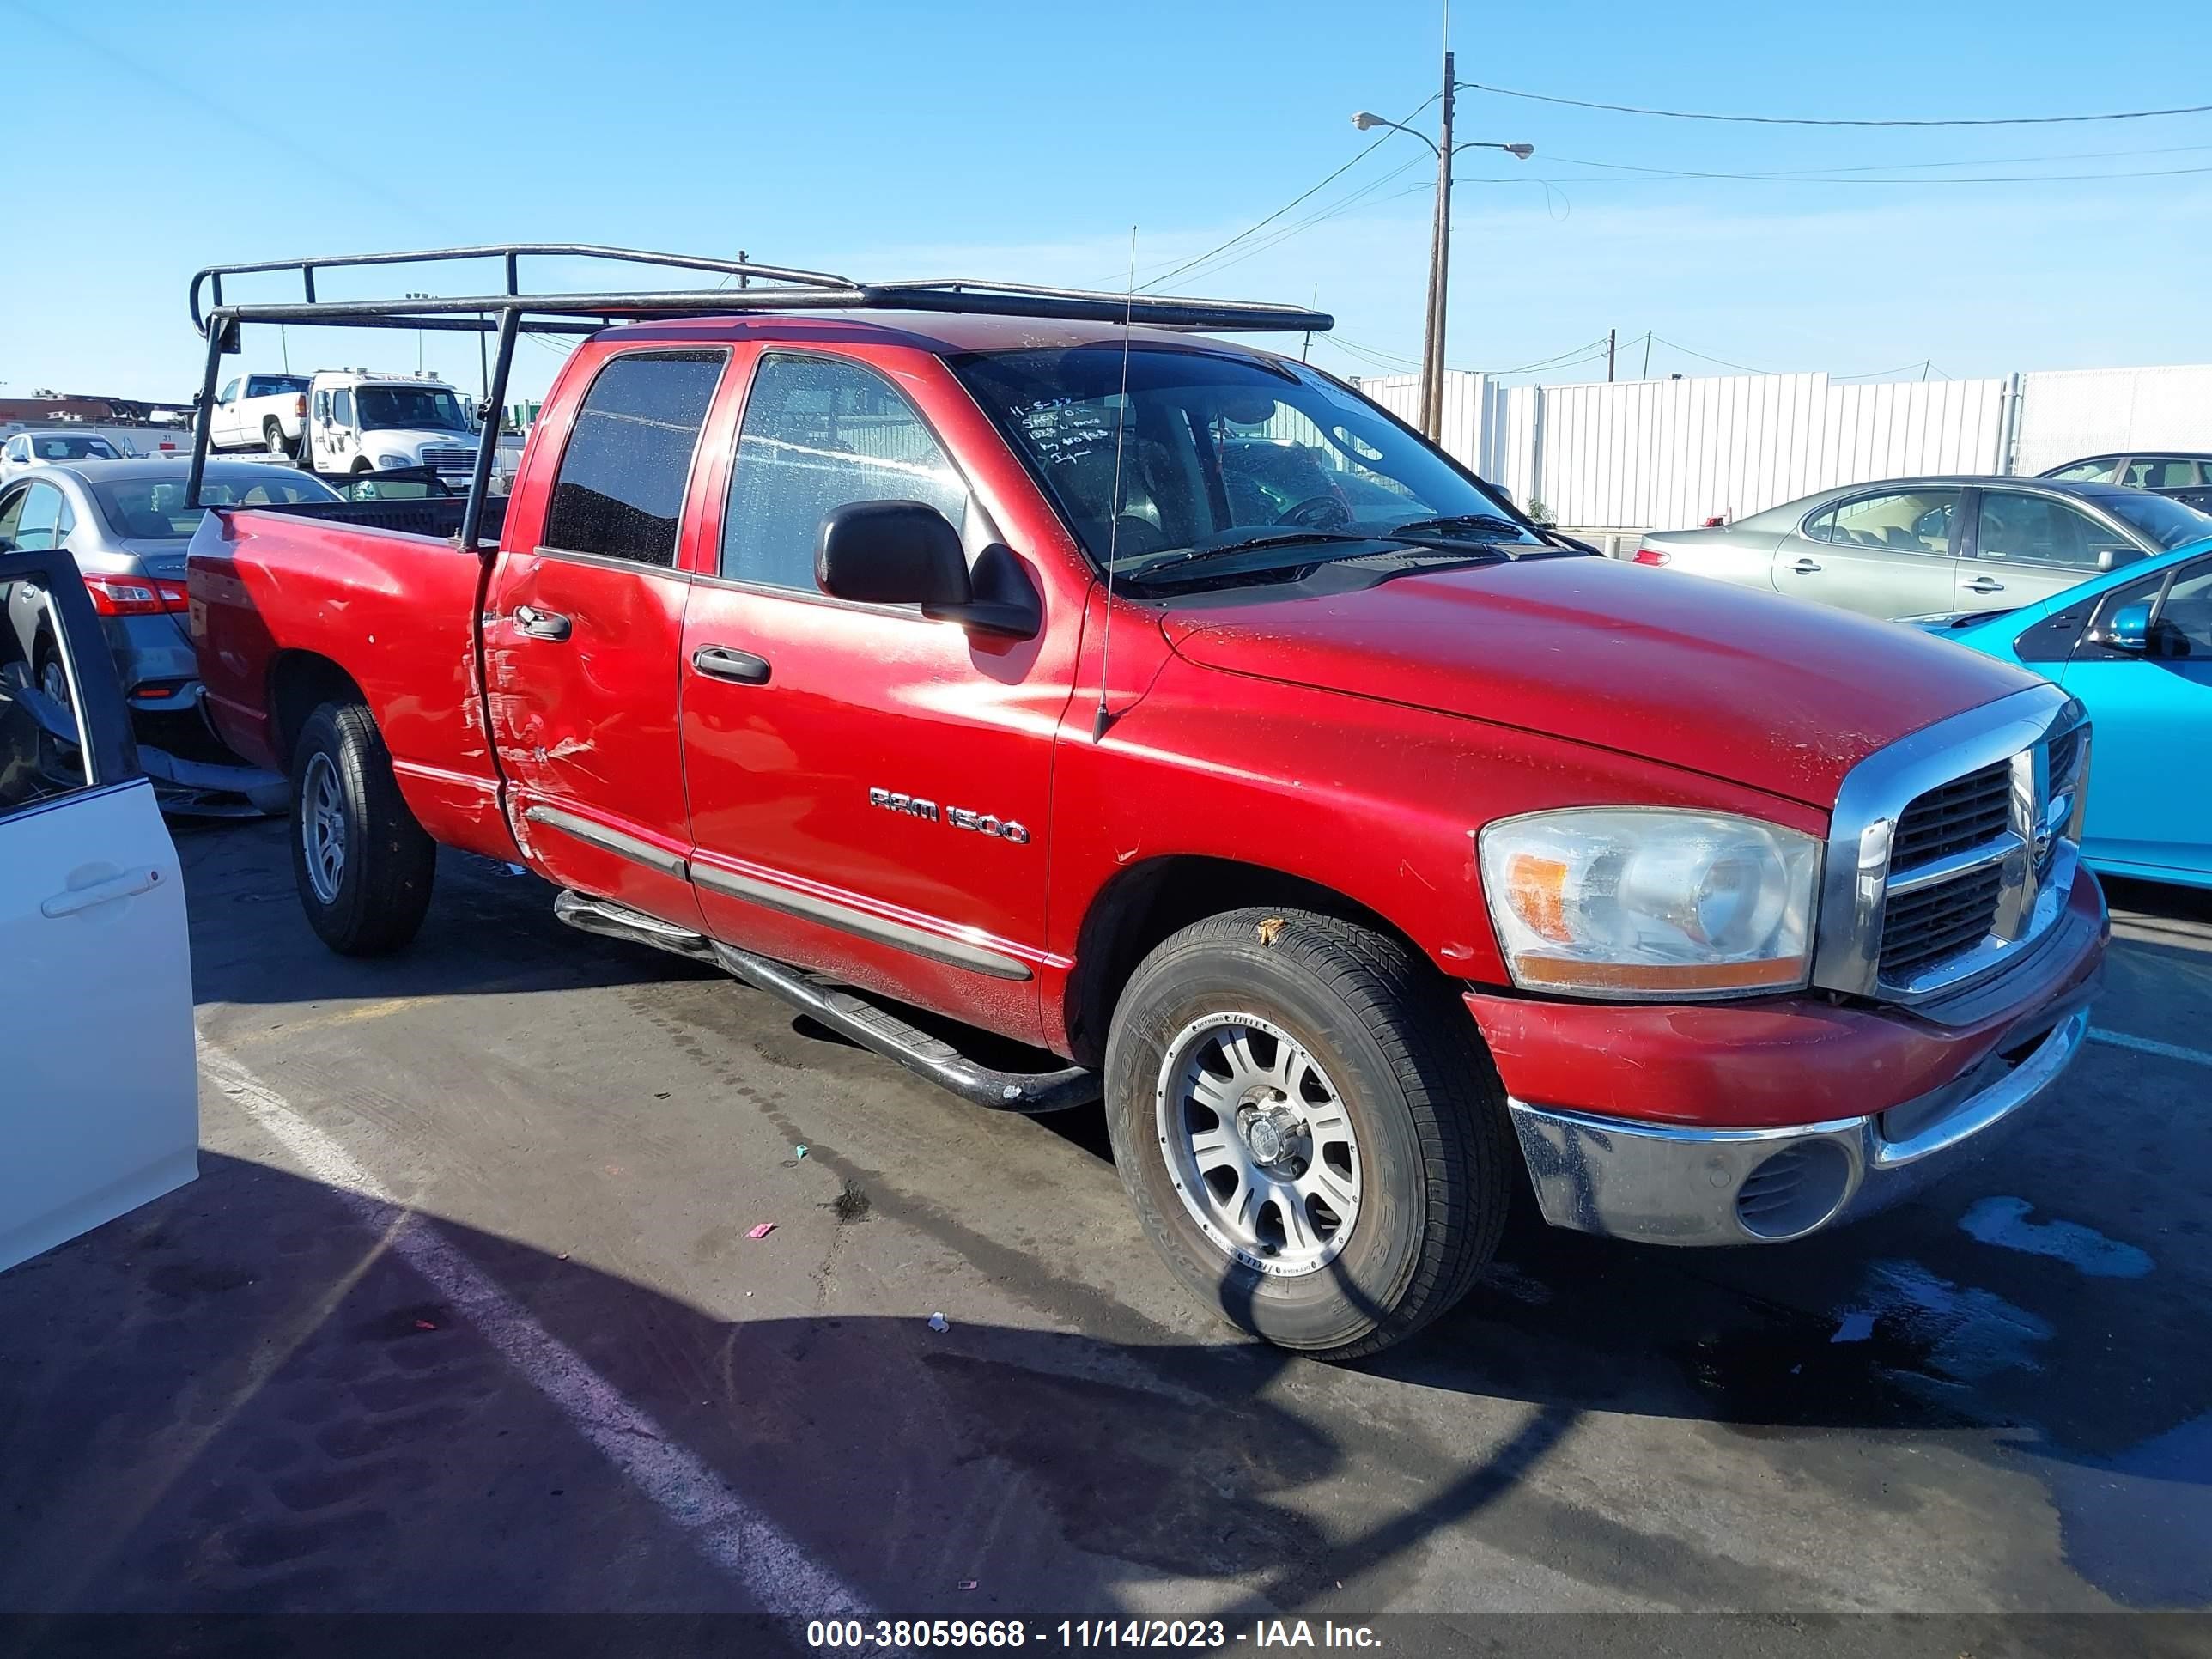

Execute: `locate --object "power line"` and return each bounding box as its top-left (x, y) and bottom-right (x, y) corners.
top-left (1537, 152), bottom-right (2212, 185)
top-left (1163, 158), bottom-right (1428, 287)
top-left (1135, 93), bottom-right (1438, 291)
top-left (1648, 337), bottom-right (1781, 375)
top-left (1458, 79), bottom-right (2212, 128)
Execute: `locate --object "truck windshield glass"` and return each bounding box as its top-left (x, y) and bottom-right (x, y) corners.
top-left (952, 345), bottom-right (1540, 574)
top-left (2100, 489), bottom-right (2212, 551)
top-left (355, 386), bottom-right (470, 434)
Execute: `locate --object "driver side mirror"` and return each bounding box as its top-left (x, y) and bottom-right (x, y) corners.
top-left (817, 501), bottom-right (1041, 639)
top-left (2099, 600), bottom-right (2152, 652)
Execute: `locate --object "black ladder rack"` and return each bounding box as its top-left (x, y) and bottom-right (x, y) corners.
top-left (185, 241), bottom-right (1334, 530)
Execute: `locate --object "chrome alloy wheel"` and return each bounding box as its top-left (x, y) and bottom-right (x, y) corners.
top-left (301, 750), bottom-right (347, 904)
top-left (1155, 1011), bottom-right (1362, 1278)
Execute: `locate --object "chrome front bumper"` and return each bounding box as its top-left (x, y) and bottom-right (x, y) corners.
top-left (1508, 1005), bottom-right (2091, 1246)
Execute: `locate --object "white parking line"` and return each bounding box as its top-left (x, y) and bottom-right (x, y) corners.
top-left (2088, 1027), bottom-right (2212, 1069)
top-left (197, 1038), bottom-right (872, 1619)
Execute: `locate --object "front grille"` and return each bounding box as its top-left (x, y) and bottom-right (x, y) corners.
top-left (420, 446), bottom-right (475, 473)
top-left (1890, 760), bottom-right (2012, 866)
top-left (1881, 863), bottom-right (2006, 979)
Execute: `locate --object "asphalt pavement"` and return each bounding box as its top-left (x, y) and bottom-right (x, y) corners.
top-left (3, 817), bottom-right (2208, 1645)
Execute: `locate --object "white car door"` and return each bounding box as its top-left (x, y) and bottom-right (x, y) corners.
top-left (0, 541), bottom-right (197, 1275)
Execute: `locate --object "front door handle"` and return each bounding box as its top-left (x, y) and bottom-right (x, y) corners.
top-left (1788, 558), bottom-right (1821, 574)
top-left (42, 866), bottom-right (162, 918)
top-left (1963, 577), bottom-right (2006, 593)
top-left (513, 605), bottom-right (572, 641)
top-left (692, 644), bottom-right (771, 685)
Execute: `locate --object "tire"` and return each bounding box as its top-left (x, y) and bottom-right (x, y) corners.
top-left (351, 458), bottom-right (375, 475)
top-left (289, 700), bottom-right (435, 956)
top-left (1104, 907), bottom-right (1514, 1360)
top-left (264, 419), bottom-right (289, 456)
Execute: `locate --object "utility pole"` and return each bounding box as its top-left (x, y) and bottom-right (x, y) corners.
top-left (1421, 51), bottom-right (1455, 440)
top-left (1606, 328), bottom-right (1617, 384)
top-left (1352, 76), bottom-right (1529, 440)
top-left (1640, 331), bottom-right (1652, 380)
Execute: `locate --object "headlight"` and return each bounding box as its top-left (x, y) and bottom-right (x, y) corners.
top-left (376, 453), bottom-right (412, 470)
top-left (1478, 809), bottom-right (1820, 999)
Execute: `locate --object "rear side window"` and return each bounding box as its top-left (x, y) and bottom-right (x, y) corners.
top-left (544, 351), bottom-right (726, 568)
top-left (2045, 459), bottom-right (2118, 483)
top-left (2124, 457), bottom-right (2204, 490)
top-left (720, 354), bottom-right (968, 591)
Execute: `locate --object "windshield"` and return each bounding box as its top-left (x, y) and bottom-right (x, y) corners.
top-left (2100, 489), bottom-right (2212, 551)
top-left (94, 471), bottom-right (339, 538)
top-left (30, 434), bottom-right (120, 460)
top-left (952, 346), bottom-right (1542, 575)
top-left (354, 386), bottom-right (470, 433)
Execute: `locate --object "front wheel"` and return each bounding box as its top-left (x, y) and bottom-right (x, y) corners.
top-left (290, 700), bottom-right (435, 956)
top-left (1104, 908), bottom-right (1514, 1359)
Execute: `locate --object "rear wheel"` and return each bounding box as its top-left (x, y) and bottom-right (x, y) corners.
top-left (264, 419), bottom-right (289, 456)
top-left (1104, 907), bottom-right (1514, 1359)
top-left (289, 700), bottom-right (435, 955)
top-left (33, 635), bottom-right (70, 710)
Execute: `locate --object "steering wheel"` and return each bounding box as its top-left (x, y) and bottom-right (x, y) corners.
top-left (1275, 493), bottom-right (1352, 530)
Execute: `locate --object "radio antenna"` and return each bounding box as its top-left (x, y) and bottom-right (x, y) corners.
top-left (1092, 225), bottom-right (1138, 744)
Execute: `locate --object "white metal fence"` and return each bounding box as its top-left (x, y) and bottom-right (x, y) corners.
top-left (1355, 360), bottom-right (2212, 534)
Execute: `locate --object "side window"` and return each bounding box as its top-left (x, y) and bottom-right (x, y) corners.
top-left (0, 486), bottom-right (27, 544)
top-left (720, 355), bottom-right (969, 591)
top-left (4, 437), bottom-right (27, 463)
top-left (1799, 505), bottom-right (1837, 543)
top-left (332, 389), bottom-right (355, 427)
top-left (218, 378), bottom-right (240, 404)
top-left (313, 390), bottom-right (331, 423)
top-left (542, 350), bottom-right (726, 568)
top-left (1976, 491), bottom-right (2128, 568)
top-left (2124, 457), bottom-right (2201, 490)
top-left (0, 565), bottom-right (94, 814)
top-left (2046, 459), bottom-right (2118, 483)
top-left (12, 484), bottom-right (64, 553)
top-left (2076, 568), bottom-right (2174, 661)
top-left (1825, 489), bottom-right (1957, 556)
top-left (2150, 560), bottom-right (2212, 658)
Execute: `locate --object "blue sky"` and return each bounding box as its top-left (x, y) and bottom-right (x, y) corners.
top-left (4, 0), bottom-right (2209, 404)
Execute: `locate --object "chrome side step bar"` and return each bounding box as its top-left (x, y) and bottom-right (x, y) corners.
top-left (552, 890), bottom-right (1100, 1115)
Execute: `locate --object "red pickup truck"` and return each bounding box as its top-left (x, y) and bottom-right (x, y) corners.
top-left (187, 247), bottom-right (2105, 1358)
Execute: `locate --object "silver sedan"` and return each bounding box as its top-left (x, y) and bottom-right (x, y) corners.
top-left (0, 458), bottom-right (338, 813)
top-left (1632, 476), bottom-right (2212, 619)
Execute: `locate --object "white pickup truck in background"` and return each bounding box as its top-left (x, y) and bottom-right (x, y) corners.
top-left (206, 372), bottom-right (313, 456)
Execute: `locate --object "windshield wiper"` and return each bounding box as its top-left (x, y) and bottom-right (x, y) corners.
top-left (1121, 529), bottom-right (1377, 580)
top-left (1385, 513), bottom-right (1533, 543)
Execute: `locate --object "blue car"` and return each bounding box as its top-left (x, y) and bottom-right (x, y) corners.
top-left (1924, 539), bottom-right (2212, 889)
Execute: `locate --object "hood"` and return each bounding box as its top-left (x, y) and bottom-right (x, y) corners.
top-left (1162, 556), bottom-right (2041, 807)
top-left (366, 428), bottom-right (475, 453)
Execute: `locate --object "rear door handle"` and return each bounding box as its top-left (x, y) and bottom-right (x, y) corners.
top-left (42, 866), bottom-right (162, 918)
top-left (1963, 577), bottom-right (2006, 593)
top-left (513, 605), bottom-right (572, 641)
top-left (1788, 558), bottom-right (1821, 574)
top-left (692, 644), bottom-right (771, 685)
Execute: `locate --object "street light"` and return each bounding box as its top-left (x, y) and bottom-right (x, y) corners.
top-left (1352, 61), bottom-right (1532, 440)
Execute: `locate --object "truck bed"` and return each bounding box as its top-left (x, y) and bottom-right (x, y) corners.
top-left (251, 493), bottom-right (511, 547)
top-left (189, 502), bottom-right (521, 860)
